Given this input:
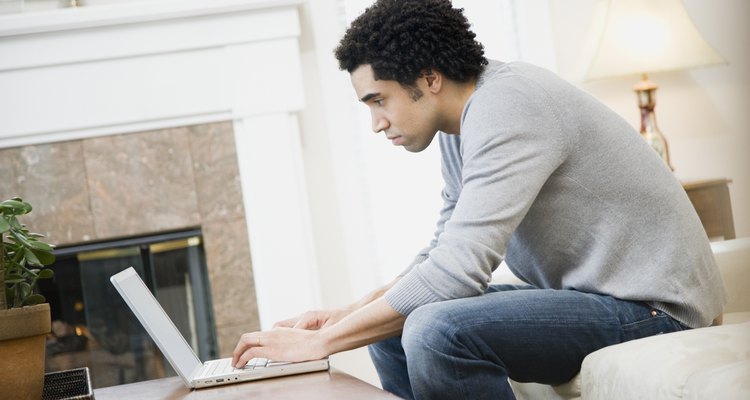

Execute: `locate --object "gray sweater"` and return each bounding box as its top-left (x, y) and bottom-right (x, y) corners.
top-left (384, 61), bottom-right (727, 328)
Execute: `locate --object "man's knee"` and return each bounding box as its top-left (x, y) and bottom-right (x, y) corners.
top-left (402, 303), bottom-right (455, 355)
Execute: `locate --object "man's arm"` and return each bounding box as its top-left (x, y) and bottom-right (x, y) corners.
top-left (349, 276), bottom-right (400, 310)
top-left (272, 276), bottom-right (400, 330)
top-left (232, 278), bottom-right (403, 367)
top-left (320, 296), bottom-right (405, 354)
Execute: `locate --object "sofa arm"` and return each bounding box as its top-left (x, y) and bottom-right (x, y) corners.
top-left (711, 237), bottom-right (750, 314)
top-left (580, 322), bottom-right (750, 400)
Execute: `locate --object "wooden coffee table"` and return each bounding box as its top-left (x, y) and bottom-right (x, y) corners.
top-left (93, 369), bottom-right (399, 399)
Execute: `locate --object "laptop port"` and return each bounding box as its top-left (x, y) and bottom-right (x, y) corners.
top-left (216, 379), bottom-right (224, 382)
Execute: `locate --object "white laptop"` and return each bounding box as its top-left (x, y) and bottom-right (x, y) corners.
top-left (110, 267), bottom-right (329, 389)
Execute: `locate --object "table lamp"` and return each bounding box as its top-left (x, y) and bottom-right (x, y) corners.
top-left (583, 0), bottom-right (726, 170)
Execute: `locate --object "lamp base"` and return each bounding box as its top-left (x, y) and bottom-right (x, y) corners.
top-left (635, 75), bottom-right (674, 171)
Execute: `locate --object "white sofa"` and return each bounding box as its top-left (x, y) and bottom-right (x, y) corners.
top-left (496, 237), bottom-right (750, 400)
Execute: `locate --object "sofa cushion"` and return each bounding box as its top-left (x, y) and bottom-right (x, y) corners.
top-left (509, 376), bottom-right (580, 400)
top-left (683, 358), bottom-right (750, 400)
top-left (580, 322), bottom-right (750, 399)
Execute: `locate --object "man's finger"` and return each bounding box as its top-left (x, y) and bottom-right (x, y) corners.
top-left (293, 317), bottom-right (315, 329)
top-left (274, 317), bottom-right (298, 328)
top-left (232, 332), bottom-right (261, 367)
top-left (235, 347), bottom-right (264, 369)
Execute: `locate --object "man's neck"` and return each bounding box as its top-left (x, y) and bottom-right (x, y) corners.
top-left (438, 78), bottom-right (477, 135)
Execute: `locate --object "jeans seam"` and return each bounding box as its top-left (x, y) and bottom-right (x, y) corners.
top-left (621, 315), bottom-right (668, 330)
top-left (444, 325), bottom-right (473, 400)
top-left (417, 323), bottom-right (501, 400)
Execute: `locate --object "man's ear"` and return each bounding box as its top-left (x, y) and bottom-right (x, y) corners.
top-left (421, 69), bottom-right (442, 93)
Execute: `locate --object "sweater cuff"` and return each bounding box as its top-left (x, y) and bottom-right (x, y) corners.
top-left (385, 269), bottom-right (444, 316)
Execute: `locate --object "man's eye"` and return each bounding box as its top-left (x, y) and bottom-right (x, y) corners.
top-left (373, 99), bottom-right (384, 106)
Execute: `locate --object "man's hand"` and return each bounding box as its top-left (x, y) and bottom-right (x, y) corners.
top-left (232, 309), bottom-right (351, 368)
top-left (231, 327), bottom-right (329, 368)
top-left (231, 281), bottom-right (404, 369)
top-left (274, 309), bottom-right (352, 330)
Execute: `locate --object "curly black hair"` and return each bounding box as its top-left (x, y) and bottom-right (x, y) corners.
top-left (335, 0), bottom-right (487, 90)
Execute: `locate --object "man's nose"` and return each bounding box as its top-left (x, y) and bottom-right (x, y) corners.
top-left (371, 113), bottom-right (389, 133)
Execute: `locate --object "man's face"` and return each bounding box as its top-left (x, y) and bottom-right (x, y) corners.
top-left (350, 64), bottom-right (439, 153)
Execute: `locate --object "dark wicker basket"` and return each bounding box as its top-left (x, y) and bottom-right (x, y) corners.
top-left (42, 367), bottom-right (94, 400)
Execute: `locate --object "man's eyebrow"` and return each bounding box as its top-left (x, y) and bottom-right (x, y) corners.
top-left (359, 92), bottom-right (381, 103)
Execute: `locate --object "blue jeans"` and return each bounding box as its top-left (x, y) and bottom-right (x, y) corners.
top-left (368, 284), bottom-right (687, 400)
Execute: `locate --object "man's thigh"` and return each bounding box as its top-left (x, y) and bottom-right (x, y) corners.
top-left (405, 288), bottom-right (681, 385)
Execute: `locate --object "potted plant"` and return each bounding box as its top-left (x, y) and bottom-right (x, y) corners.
top-left (0, 197), bottom-right (56, 400)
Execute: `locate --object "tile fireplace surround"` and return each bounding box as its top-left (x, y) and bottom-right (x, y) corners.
top-left (0, 121), bottom-right (258, 356)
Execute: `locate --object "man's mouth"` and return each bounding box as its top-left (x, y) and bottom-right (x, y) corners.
top-left (387, 135), bottom-right (403, 146)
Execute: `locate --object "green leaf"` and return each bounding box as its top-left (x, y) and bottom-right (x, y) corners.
top-left (0, 199), bottom-right (31, 215)
top-left (24, 248), bottom-right (41, 266)
top-left (5, 273), bottom-right (24, 281)
top-left (0, 199), bottom-right (25, 209)
top-left (10, 229), bottom-right (32, 247)
top-left (29, 240), bottom-right (54, 252)
top-left (8, 216), bottom-right (24, 231)
top-left (37, 269), bottom-right (54, 279)
top-left (32, 249), bottom-right (55, 266)
top-left (0, 217), bottom-right (10, 233)
top-left (25, 294), bottom-right (46, 306)
top-left (19, 282), bottom-right (31, 298)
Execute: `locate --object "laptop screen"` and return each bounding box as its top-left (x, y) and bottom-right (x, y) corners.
top-left (110, 267), bottom-right (202, 383)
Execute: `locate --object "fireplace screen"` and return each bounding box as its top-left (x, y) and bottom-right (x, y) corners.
top-left (40, 229), bottom-right (217, 388)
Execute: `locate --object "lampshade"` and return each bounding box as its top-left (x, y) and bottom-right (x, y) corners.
top-left (584, 0), bottom-right (726, 81)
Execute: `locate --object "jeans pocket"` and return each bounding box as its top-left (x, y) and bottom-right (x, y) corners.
top-left (620, 308), bottom-right (682, 342)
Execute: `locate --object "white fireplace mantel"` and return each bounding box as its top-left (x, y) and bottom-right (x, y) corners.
top-left (0, 0), bottom-right (321, 329)
top-left (0, 0), bottom-right (305, 146)
top-left (0, 0), bottom-right (303, 38)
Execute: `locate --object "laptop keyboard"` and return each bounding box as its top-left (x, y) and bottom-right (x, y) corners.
top-left (245, 358), bottom-right (270, 370)
top-left (199, 358), bottom-right (269, 378)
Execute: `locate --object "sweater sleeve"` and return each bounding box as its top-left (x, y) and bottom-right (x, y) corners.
top-left (385, 77), bottom-right (570, 315)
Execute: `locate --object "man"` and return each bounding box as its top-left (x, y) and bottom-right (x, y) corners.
top-left (232, 1), bottom-right (727, 399)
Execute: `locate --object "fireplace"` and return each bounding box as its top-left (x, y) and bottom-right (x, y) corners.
top-left (0, 121), bottom-right (259, 368)
top-left (41, 229), bottom-right (216, 388)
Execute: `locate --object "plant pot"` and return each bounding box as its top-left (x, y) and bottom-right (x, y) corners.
top-left (0, 303), bottom-right (51, 400)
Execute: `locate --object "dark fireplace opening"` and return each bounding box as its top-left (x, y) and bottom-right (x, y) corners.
top-left (39, 228), bottom-right (218, 389)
